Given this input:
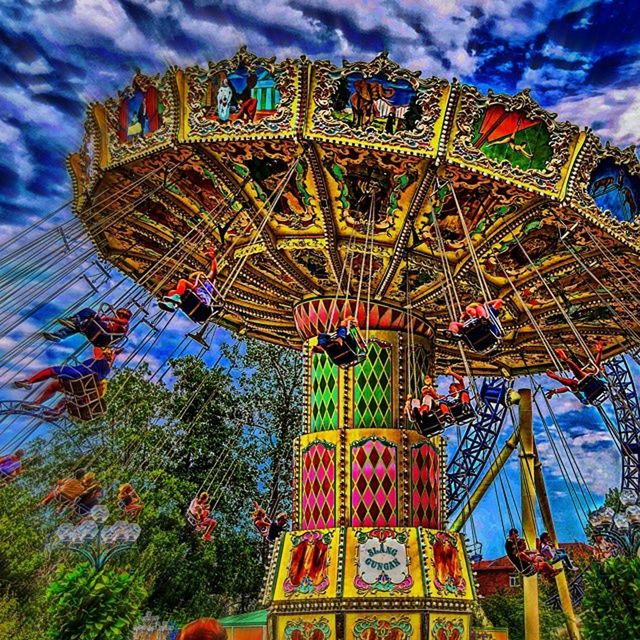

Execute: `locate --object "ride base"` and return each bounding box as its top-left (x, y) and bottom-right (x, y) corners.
top-left (262, 301), bottom-right (476, 640)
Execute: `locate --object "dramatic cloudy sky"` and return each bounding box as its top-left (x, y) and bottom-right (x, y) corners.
top-left (1, 0), bottom-right (638, 558)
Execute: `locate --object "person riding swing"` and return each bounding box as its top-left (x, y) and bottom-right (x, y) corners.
top-left (545, 340), bottom-right (608, 405)
top-left (159, 247), bottom-right (221, 322)
top-left (43, 305), bottom-right (132, 348)
top-left (316, 314), bottom-right (367, 368)
top-left (251, 501), bottom-right (289, 543)
top-left (447, 299), bottom-right (504, 352)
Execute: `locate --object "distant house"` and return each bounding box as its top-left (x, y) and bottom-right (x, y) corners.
top-left (473, 542), bottom-right (593, 596)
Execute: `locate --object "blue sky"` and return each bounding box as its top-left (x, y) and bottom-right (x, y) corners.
top-left (0, 0), bottom-right (638, 559)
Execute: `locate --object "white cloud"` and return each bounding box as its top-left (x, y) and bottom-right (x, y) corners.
top-left (548, 87), bottom-right (640, 148)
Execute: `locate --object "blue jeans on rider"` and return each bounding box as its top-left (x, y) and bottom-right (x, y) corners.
top-left (52, 308), bottom-right (100, 339)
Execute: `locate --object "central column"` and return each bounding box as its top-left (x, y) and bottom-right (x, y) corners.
top-left (263, 298), bottom-right (477, 640)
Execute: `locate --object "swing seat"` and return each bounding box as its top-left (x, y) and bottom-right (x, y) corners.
top-left (186, 512), bottom-right (199, 528)
top-left (575, 374), bottom-right (608, 405)
top-left (458, 316), bottom-right (502, 352)
top-left (82, 318), bottom-right (128, 349)
top-left (60, 374), bottom-right (107, 421)
top-left (447, 399), bottom-right (475, 424)
top-left (179, 289), bottom-right (223, 324)
top-left (506, 549), bottom-right (538, 577)
top-left (318, 327), bottom-right (367, 368)
top-left (413, 407), bottom-right (448, 437)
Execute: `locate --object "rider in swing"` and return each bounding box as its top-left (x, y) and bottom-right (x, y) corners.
top-left (12, 347), bottom-right (119, 414)
top-left (448, 299), bottom-right (503, 336)
top-left (545, 340), bottom-right (605, 399)
top-left (159, 247), bottom-right (218, 313)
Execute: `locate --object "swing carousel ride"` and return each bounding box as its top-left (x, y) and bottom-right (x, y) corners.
top-left (3, 48), bottom-right (640, 640)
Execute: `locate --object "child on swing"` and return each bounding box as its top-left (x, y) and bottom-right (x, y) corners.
top-left (159, 247), bottom-right (218, 312)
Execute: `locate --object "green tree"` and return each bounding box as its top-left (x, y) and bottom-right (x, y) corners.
top-left (46, 563), bottom-right (146, 639)
top-left (1, 342), bottom-right (302, 628)
top-left (581, 556), bottom-right (640, 639)
top-left (481, 586), bottom-right (567, 640)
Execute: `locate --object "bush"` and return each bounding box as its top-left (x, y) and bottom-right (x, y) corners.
top-left (582, 556), bottom-right (640, 640)
top-left (46, 563), bottom-right (146, 640)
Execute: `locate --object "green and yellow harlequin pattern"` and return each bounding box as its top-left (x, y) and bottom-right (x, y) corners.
top-left (311, 352), bottom-right (339, 432)
top-left (353, 342), bottom-right (392, 429)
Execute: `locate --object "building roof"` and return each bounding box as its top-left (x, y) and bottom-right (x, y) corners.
top-left (218, 610), bottom-right (268, 627)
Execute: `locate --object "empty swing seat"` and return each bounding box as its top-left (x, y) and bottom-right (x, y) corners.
top-left (576, 374), bottom-right (608, 405)
top-left (60, 374), bottom-right (107, 421)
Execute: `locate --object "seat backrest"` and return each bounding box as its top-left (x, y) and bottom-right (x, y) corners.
top-left (181, 290), bottom-right (213, 323)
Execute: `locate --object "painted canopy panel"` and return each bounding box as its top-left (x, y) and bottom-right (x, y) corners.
top-left (69, 50), bottom-right (640, 376)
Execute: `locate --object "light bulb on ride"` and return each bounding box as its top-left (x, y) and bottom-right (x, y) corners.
top-left (614, 513), bottom-right (630, 532)
top-left (600, 506), bottom-right (615, 524)
top-left (625, 505), bottom-right (640, 524)
top-left (100, 524), bottom-right (118, 546)
top-left (76, 519), bottom-right (98, 543)
top-left (55, 523), bottom-right (75, 544)
top-left (620, 489), bottom-right (638, 508)
top-left (90, 504), bottom-right (109, 524)
top-left (127, 522), bottom-right (141, 543)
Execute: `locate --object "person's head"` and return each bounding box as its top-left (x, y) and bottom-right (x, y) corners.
top-left (14, 449), bottom-right (25, 459)
top-left (198, 491), bottom-right (209, 504)
top-left (517, 539), bottom-right (526, 550)
top-left (276, 512), bottom-right (288, 526)
top-left (119, 483), bottom-right (133, 495)
top-left (82, 472), bottom-right (96, 485)
top-left (405, 393), bottom-right (412, 401)
top-left (508, 528), bottom-right (519, 540)
top-left (178, 618), bottom-right (227, 640)
top-left (116, 307), bottom-right (132, 320)
top-left (74, 468), bottom-right (87, 480)
top-left (540, 532), bottom-right (551, 544)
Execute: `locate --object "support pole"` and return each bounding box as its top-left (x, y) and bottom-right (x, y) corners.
top-left (518, 389), bottom-right (540, 640)
top-left (450, 427), bottom-right (520, 533)
top-left (534, 450), bottom-right (582, 640)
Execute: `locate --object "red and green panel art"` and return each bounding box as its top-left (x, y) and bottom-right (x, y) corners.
top-left (116, 77), bottom-right (164, 143)
top-left (283, 531), bottom-right (333, 596)
top-left (301, 441), bottom-right (336, 529)
top-left (432, 617), bottom-right (466, 640)
top-left (310, 353), bottom-right (339, 432)
top-left (351, 436), bottom-right (398, 527)
top-left (427, 531), bottom-right (468, 597)
top-left (353, 342), bottom-right (393, 429)
top-left (411, 443), bottom-right (440, 528)
top-left (471, 105), bottom-right (552, 171)
top-left (284, 618), bottom-right (332, 640)
top-left (352, 616), bottom-right (413, 640)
